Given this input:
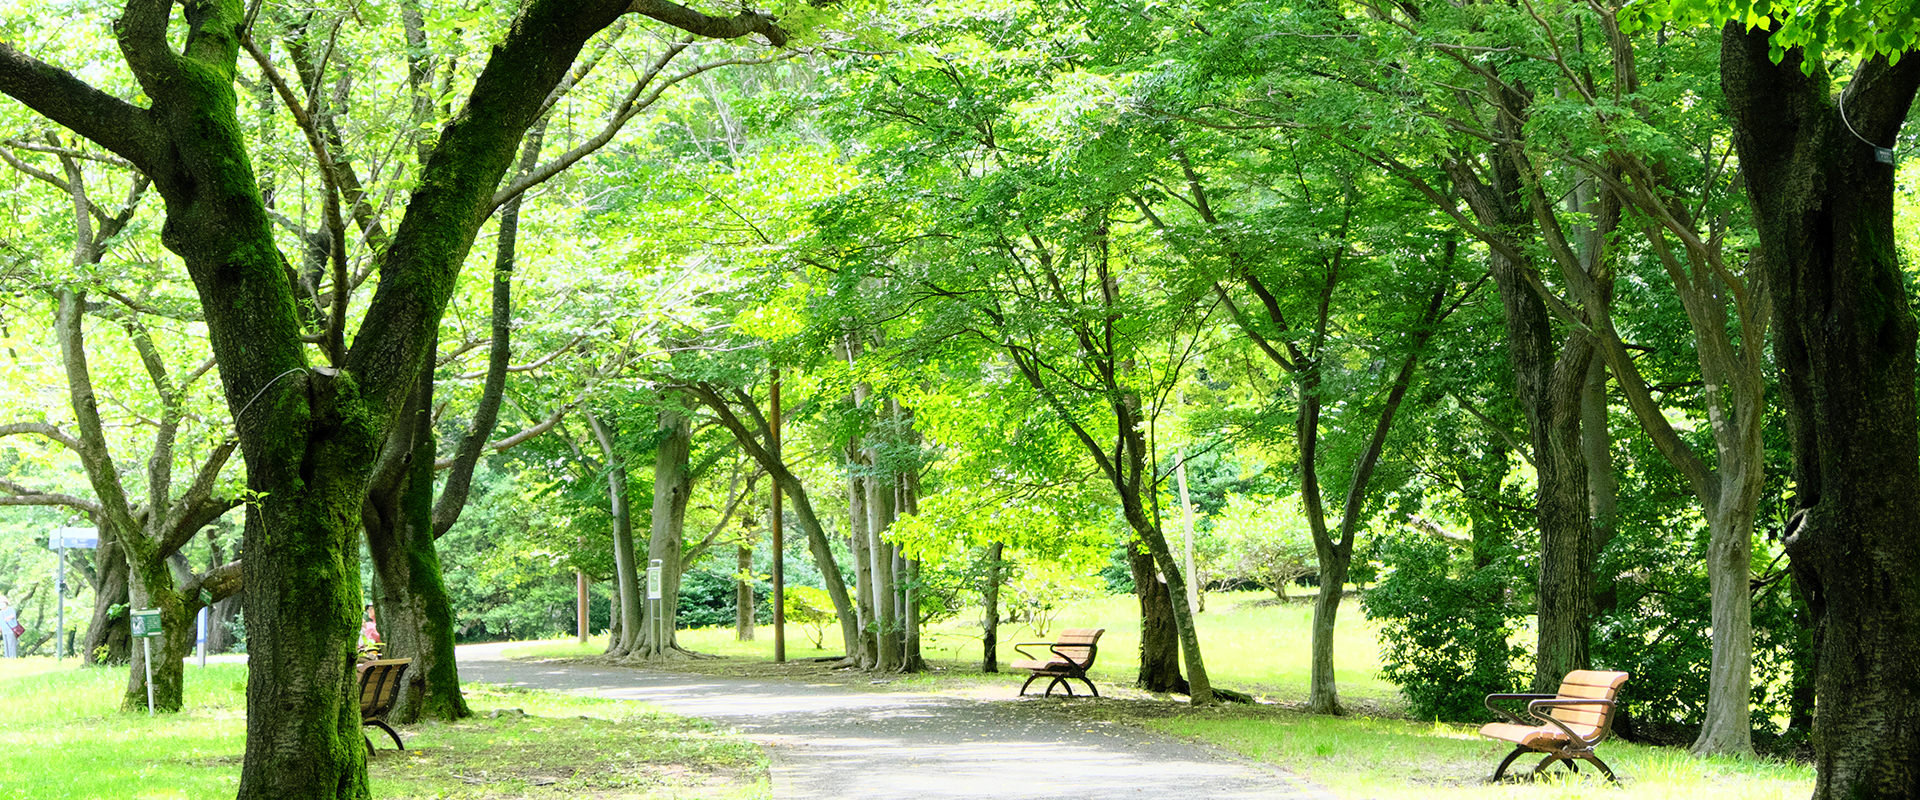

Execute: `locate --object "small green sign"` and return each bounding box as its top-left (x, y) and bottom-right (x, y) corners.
top-left (130, 608), bottom-right (162, 639)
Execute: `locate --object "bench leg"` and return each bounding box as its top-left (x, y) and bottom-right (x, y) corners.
top-left (365, 719), bottom-right (404, 751)
top-left (1045, 677), bottom-right (1072, 697)
top-left (1489, 745), bottom-right (1531, 782)
top-left (1076, 677), bottom-right (1098, 698)
top-left (1018, 674), bottom-right (1042, 696)
top-left (1577, 753), bottom-right (1618, 783)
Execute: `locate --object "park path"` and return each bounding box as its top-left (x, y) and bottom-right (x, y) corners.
top-left (456, 643), bottom-right (1332, 800)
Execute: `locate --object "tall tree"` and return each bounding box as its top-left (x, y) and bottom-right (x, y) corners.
top-left (0, 1), bottom-right (788, 795)
top-left (1679, 6), bottom-right (1920, 793)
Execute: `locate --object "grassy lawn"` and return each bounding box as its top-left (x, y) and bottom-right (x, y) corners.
top-left (1140, 706), bottom-right (1810, 800)
top-left (504, 589), bottom-right (1814, 799)
top-left (0, 657), bottom-right (765, 800)
top-left (509, 590), bottom-right (1397, 706)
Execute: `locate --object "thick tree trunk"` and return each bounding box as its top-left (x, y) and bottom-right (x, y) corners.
top-left (81, 544), bottom-right (130, 664)
top-left (1530, 333), bottom-right (1595, 691)
top-left (1691, 496), bottom-right (1756, 754)
top-left (1128, 542), bottom-right (1188, 694)
top-left (1722, 25), bottom-right (1920, 798)
top-left (1306, 549), bottom-right (1350, 714)
top-left (641, 408), bottom-right (691, 657)
top-left (365, 364), bottom-right (469, 723)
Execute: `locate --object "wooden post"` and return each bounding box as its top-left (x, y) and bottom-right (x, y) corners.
top-left (576, 571), bottom-right (588, 645)
top-left (771, 369), bottom-right (786, 663)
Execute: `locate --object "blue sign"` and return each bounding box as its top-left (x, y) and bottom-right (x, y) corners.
top-left (50, 527), bottom-right (98, 549)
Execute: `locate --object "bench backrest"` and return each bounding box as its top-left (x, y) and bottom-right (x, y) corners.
top-left (1549, 670), bottom-right (1629, 739)
top-left (358, 658), bottom-right (412, 720)
top-left (1052, 628), bottom-right (1104, 668)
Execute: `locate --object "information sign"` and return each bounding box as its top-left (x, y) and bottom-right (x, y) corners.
top-left (131, 608), bottom-right (163, 639)
top-left (50, 527), bottom-right (99, 550)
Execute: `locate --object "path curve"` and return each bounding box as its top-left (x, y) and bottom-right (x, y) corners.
top-left (457, 643), bottom-right (1330, 800)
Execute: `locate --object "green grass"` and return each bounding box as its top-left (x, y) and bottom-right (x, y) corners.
top-left (512, 590), bottom-right (1397, 705)
top-left (0, 657), bottom-right (767, 800)
top-left (1141, 707), bottom-right (1811, 800)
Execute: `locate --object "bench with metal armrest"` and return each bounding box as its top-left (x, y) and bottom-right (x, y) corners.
top-left (1008, 628), bottom-right (1104, 698)
top-left (1479, 669), bottom-right (1630, 783)
top-left (357, 658), bottom-right (412, 754)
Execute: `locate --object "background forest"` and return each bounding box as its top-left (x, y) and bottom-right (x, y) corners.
top-left (0, 0), bottom-right (1915, 791)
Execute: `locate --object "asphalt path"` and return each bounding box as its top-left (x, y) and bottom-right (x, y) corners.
top-left (457, 643), bottom-right (1331, 800)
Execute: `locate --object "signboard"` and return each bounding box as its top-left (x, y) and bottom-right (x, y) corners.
top-left (646, 560), bottom-right (663, 600)
top-left (130, 608), bottom-right (163, 639)
top-left (50, 527), bottom-right (99, 550)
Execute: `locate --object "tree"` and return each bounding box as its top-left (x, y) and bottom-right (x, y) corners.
top-left (0, 143), bottom-right (242, 710)
top-left (1643, 5), bottom-right (1920, 793)
top-left (0, 1), bottom-right (788, 796)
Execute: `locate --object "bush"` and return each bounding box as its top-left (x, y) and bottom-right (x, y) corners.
top-left (1363, 531), bottom-right (1526, 721)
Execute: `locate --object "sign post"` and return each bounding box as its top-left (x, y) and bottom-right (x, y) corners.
top-left (646, 559), bottom-right (663, 656)
top-left (48, 528), bottom-right (99, 662)
top-left (196, 605), bottom-right (209, 667)
top-left (131, 608), bottom-right (162, 715)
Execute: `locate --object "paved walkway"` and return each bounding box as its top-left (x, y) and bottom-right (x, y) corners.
top-left (457, 643), bottom-right (1331, 800)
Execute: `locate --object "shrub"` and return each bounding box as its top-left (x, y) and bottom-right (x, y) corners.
top-left (1363, 531), bottom-right (1526, 721)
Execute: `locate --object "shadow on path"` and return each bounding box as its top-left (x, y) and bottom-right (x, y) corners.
top-left (457, 642), bottom-right (1330, 800)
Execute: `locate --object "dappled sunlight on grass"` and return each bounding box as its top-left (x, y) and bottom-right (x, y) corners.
top-left (518, 589), bottom-right (1400, 706)
top-left (2, 660), bottom-right (768, 799)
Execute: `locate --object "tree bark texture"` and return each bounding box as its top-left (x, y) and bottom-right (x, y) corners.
top-left (364, 363), bottom-right (470, 723)
top-left (1127, 542), bottom-right (1188, 694)
top-left (641, 407), bottom-right (691, 657)
top-left (1723, 24), bottom-right (1920, 798)
top-left (591, 412), bottom-right (645, 658)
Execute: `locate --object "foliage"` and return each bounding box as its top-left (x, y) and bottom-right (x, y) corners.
top-left (782, 586), bottom-right (837, 649)
top-left (1624, 0), bottom-right (1920, 66)
top-left (1203, 494), bottom-right (1319, 599)
top-left (1363, 531), bottom-right (1529, 722)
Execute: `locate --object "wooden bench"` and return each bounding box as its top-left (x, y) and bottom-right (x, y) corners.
top-left (357, 658), bottom-right (412, 754)
top-left (1010, 628), bottom-right (1104, 697)
top-left (1479, 669), bottom-right (1629, 782)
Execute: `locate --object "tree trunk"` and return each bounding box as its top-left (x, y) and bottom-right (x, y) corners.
top-left (641, 407), bottom-right (691, 656)
top-left (365, 363), bottom-right (470, 723)
top-left (1722, 25), bottom-right (1920, 798)
top-left (81, 544), bottom-right (130, 664)
top-left (867, 457), bottom-right (900, 671)
top-left (735, 543), bottom-right (755, 640)
top-left (1306, 547), bottom-right (1351, 714)
top-left (982, 542), bottom-right (1003, 672)
top-left (846, 444), bottom-right (878, 669)
top-left (590, 413), bottom-right (644, 657)
top-left (1691, 495), bottom-right (1756, 754)
top-left (1128, 542), bottom-right (1188, 694)
top-left (1530, 332), bottom-right (1595, 691)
